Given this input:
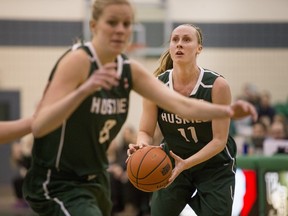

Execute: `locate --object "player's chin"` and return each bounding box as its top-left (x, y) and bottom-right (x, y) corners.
top-left (110, 43), bottom-right (126, 54)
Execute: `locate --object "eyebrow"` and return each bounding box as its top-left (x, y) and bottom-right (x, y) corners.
top-left (172, 34), bottom-right (192, 37)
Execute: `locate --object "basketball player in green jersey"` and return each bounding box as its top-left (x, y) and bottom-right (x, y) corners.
top-left (130, 24), bottom-right (250, 216)
top-left (23, 0), bottom-right (257, 215)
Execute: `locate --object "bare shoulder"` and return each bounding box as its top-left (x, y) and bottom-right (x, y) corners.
top-left (212, 76), bottom-right (232, 104)
top-left (55, 48), bottom-right (91, 83)
top-left (61, 48), bottom-right (90, 69)
top-left (214, 76), bottom-right (230, 91)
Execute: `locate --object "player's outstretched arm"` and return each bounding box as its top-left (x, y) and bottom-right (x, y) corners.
top-left (131, 61), bottom-right (233, 120)
top-left (0, 117), bottom-right (32, 144)
top-left (132, 61), bottom-right (257, 121)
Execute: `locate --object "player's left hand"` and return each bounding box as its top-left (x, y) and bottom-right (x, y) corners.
top-left (230, 99), bottom-right (258, 121)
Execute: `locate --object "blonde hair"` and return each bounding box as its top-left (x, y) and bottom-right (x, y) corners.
top-left (91, 0), bottom-right (134, 21)
top-left (154, 24), bottom-right (203, 77)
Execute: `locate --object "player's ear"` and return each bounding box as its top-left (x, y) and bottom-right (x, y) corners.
top-left (197, 45), bottom-right (203, 54)
top-left (89, 19), bottom-right (97, 32)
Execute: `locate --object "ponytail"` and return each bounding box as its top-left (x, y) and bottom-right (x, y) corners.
top-left (154, 49), bottom-right (173, 77)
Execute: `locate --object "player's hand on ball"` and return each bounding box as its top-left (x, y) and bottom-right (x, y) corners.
top-left (126, 146), bottom-right (172, 192)
top-left (231, 100), bottom-right (258, 121)
top-left (166, 150), bottom-right (187, 187)
top-left (126, 143), bottom-right (149, 163)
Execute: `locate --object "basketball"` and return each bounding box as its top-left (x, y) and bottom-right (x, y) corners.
top-left (126, 146), bottom-right (172, 192)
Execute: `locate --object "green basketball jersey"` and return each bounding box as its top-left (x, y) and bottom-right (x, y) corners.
top-left (32, 42), bottom-right (133, 176)
top-left (157, 67), bottom-right (236, 170)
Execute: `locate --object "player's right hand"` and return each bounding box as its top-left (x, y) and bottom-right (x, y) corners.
top-left (80, 62), bottom-right (120, 94)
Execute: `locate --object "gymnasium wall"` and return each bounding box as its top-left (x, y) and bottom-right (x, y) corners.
top-left (0, 0), bottom-right (288, 129)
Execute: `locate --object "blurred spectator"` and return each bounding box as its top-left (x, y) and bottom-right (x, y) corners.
top-left (108, 125), bottom-right (151, 216)
top-left (238, 83), bottom-right (260, 107)
top-left (265, 120), bottom-right (288, 154)
top-left (258, 115), bottom-right (272, 130)
top-left (269, 121), bottom-right (288, 140)
top-left (244, 121), bottom-right (268, 155)
top-left (273, 114), bottom-right (288, 126)
top-left (233, 116), bottom-right (253, 138)
top-left (257, 90), bottom-right (276, 124)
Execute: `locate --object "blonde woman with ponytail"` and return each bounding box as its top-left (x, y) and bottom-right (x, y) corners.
top-left (130, 24), bottom-right (253, 216)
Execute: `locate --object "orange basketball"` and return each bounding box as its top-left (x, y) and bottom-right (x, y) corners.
top-left (126, 146), bottom-right (172, 192)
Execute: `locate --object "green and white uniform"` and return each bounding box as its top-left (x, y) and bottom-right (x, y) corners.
top-left (23, 42), bottom-right (133, 216)
top-left (151, 68), bottom-right (237, 216)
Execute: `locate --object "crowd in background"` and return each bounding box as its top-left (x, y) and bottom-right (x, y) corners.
top-left (231, 83), bottom-right (288, 156)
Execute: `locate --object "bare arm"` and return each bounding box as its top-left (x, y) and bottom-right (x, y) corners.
top-left (131, 60), bottom-right (233, 120)
top-left (137, 99), bottom-right (163, 145)
top-left (129, 98), bottom-right (163, 156)
top-left (32, 50), bottom-right (119, 138)
top-left (137, 98), bottom-right (158, 146)
top-left (152, 124), bottom-right (164, 146)
top-left (0, 117), bottom-right (32, 144)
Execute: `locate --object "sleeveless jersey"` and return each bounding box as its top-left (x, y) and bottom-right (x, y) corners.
top-left (32, 42), bottom-right (133, 176)
top-left (157, 67), bottom-right (236, 170)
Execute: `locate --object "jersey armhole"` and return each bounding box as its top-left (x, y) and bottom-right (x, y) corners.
top-left (79, 45), bottom-right (99, 77)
